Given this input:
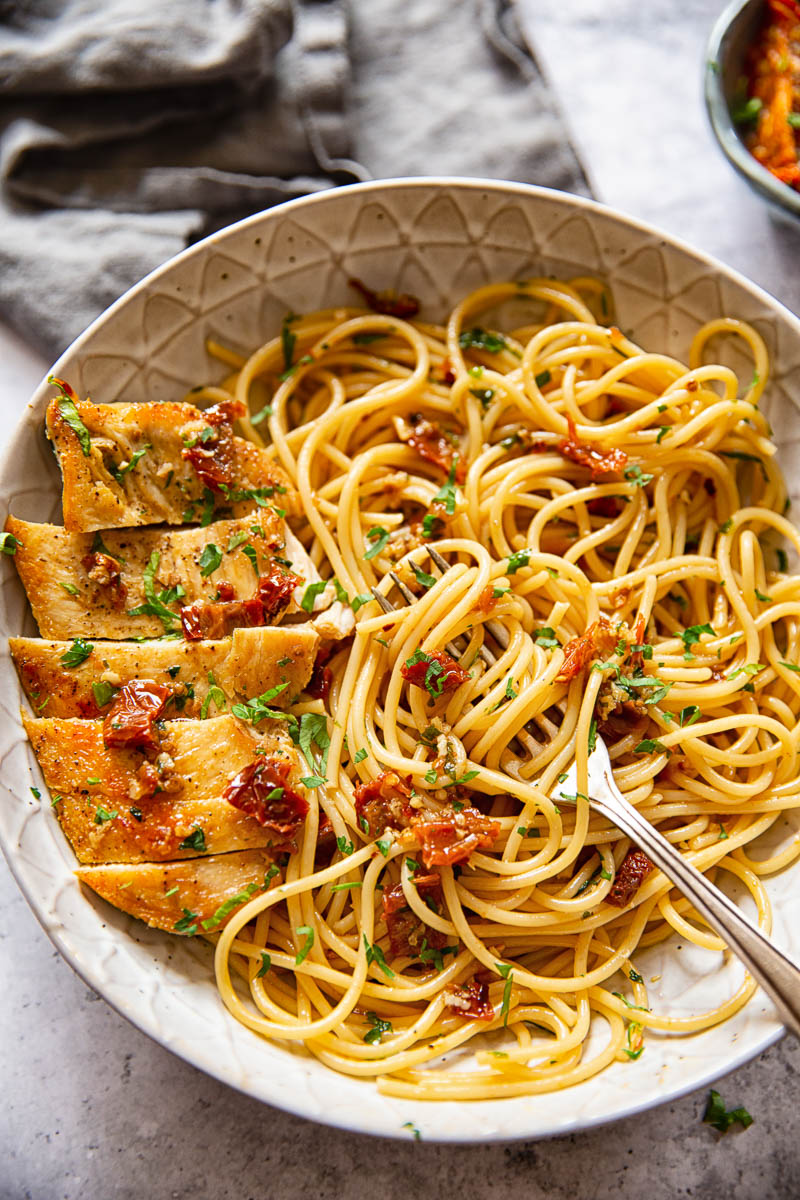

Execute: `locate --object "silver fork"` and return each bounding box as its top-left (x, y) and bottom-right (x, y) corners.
top-left (373, 548), bottom-right (800, 1037)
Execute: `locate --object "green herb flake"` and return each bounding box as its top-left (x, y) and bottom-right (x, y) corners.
top-left (295, 924), bottom-right (315, 965)
top-left (0, 531), bottom-right (21, 556)
top-left (199, 543), bottom-right (222, 577)
top-left (459, 327), bottom-right (510, 355)
top-left (50, 377), bottom-right (91, 455)
top-left (200, 882), bottom-right (258, 931)
top-left (60, 638), bottom-right (93, 668)
top-left (173, 908), bottom-right (199, 935)
top-left (112, 444), bottom-right (150, 483)
top-left (364, 525), bottom-right (390, 560)
top-left (703, 1089), bottom-right (753, 1134)
top-left (363, 933), bottom-right (395, 978)
top-left (507, 548), bottom-right (530, 575)
top-left (624, 465), bottom-right (653, 488)
top-left (179, 827), bottom-right (207, 854)
top-left (363, 1011), bottom-right (393, 1044)
top-left (534, 626), bottom-right (559, 648)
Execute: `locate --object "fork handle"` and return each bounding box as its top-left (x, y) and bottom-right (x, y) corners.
top-left (593, 796), bottom-right (800, 1038)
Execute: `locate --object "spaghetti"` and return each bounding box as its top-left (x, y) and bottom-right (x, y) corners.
top-left (192, 277), bottom-right (800, 1099)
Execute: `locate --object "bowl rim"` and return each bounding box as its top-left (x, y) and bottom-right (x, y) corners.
top-left (704, 0), bottom-right (800, 218)
top-left (2, 175), bottom-right (797, 1142)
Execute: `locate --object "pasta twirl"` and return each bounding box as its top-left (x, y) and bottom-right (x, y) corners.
top-left (195, 278), bottom-right (799, 1099)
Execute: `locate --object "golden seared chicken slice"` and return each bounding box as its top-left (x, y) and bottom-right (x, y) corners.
top-left (45, 383), bottom-right (298, 531)
top-left (4, 511), bottom-right (302, 639)
top-left (77, 849), bottom-right (276, 934)
top-left (25, 713), bottom-right (309, 864)
top-left (11, 625), bottom-right (319, 719)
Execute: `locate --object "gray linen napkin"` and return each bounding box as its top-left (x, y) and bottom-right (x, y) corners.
top-left (0, 0), bottom-right (587, 358)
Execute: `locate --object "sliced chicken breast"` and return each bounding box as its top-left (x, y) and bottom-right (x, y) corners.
top-left (6, 512), bottom-right (288, 639)
top-left (25, 713), bottom-right (305, 864)
top-left (76, 849), bottom-right (275, 934)
top-left (11, 625), bottom-right (319, 718)
top-left (45, 388), bottom-right (298, 531)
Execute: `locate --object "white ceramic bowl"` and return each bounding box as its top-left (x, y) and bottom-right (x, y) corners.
top-left (2, 178), bottom-right (800, 1143)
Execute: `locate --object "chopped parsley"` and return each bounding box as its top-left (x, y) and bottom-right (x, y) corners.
top-left (94, 806), bottom-right (118, 825)
top-left (353, 747), bottom-right (368, 764)
top-left (506, 548), bottom-right (530, 574)
top-left (301, 580), bottom-right (327, 613)
top-left (291, 711), bottom-right (331, 772)
top-left (256, 952), bottom-right (272, 977)
top-left (50, 377), bottom-right (91, 455)
top-left (432, 459), bottom-right (459, 515)
top-left (363, 1011), bottom-right (393, 1044)
top-left (681, 623), bottom-right (715, 657)
top-left (60, 638), bottom-right (93, 668)
top-left (294, 925), bottom-right (315, 965)
top-left (0, 531), bottom-right (21, 556)
top-left (198, 543), bottom-right (222, 577)
top-left (173, 908), bottom-right (199, 935)
top-left (469, 386), bottom-right (495, 409)
top-left (178, 827), bottom-right (207, 853)
top-left (241, 543), bottom-right (260, 577)
top-left (703, 1089), bottom-right (753, 1133)
top-left (250, 403), bottom-right (273, 426)
top-left (624, 465), bottom-right (653, 488)
top-left (230, 681), bottom-right (288, 723)
top-left (111, 444), bottom-right (150, 483)
top-left (127, 551), bottom-right (183, 632)
top-left (364, 525), bottom-right (390, 559)
top-left (59, 581), bottom-right (80, 595)
top-left (534, 626), bottom-right (559, 648)
top-left (458, 327), bottom-right (512, 355)
top-left (634, 739), bottom-right (670, 754)
top-left (363, 933), bottom-right (395, 978)
top-left (200, 882), bottom-right (259, 931)
top-left (200, 671), bottom-right (226, 719)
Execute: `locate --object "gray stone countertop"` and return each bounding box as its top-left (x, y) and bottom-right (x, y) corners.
top-left (3, 2), bottom-right (800, 1197)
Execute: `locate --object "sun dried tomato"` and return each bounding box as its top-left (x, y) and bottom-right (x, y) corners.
top-left (306, 644), bottom-right (333, 703)
top-left (180, 567), bottom-right (301, 640)
top-left (476, 584), bottom-right (497, 614)
top-left (102, 680), bottom-right (171, 751)
top-left (556, 615), bottom-right (617, 682)
top-left (558, 416), bottom-right (628, 480)
top-left (354, 771), bottom-right (414, 837)
top-left (438, 357), bottom-right (456, 385)
top-left (606, 848), bottom-right (654, 907)
top-left (82, 551), bottom-right (127, 609)
top-left (445, 979), bottom-right (494, 1021)
top-left (401, 649), bottom-right (469, 697)
top-left (215, 581), bottom-right (236, 602)
top-left (223, 756), bottom-right (308, 841)
top-left (182, 399), bottom-right (246, 492)
top-left (407, 807), bottom-right (500, 869)
top-left (405, 416), bottom-right (466, 482)
top-left (382, 873), bottom-right (446, 957)
top-left (258, 565), bottom-right (301, 619)
top-left (349, 277), bottom-right (420, 318)
top-left (586, 496), bottom-right (620, 518)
